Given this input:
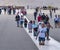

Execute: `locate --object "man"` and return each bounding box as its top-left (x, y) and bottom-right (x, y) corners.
top-left (41, 13), bottom-right (46, 20)
top-left (50, 10), bottom-right (52, 18)
top-left (0, 9), bottom-right (2, 14)
top-left (15, 13), bottom-right (20, 27)
top-left (34, 11), bottom-right (37, 20)
top-left (38, 23), bottom-right (47, 45)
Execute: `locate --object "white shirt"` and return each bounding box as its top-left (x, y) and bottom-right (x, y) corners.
top-left (54, 17), bottom-right (58, 21)
top-left (38, 21), bottom-right (44, 31)
top-left (38, 27), bottom-right (47, 38)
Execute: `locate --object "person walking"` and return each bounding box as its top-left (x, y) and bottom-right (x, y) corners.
top-left (34, 11), bottom-right (37, 20)
top-left (24, 18), bottom-right (28, 28)
top-left (15, 13), bottom-right (20, 27)
top-left (50, 10), bottom-right (52, 18)
top-left (20, 16), bottom-right (24, 28)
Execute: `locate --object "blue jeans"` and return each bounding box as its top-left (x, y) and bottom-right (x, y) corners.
top-left (17, 21), bottom-right (19, 27)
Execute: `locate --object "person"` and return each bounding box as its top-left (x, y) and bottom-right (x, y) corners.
top-left (0, 9), bottom-right (1, 14)
top-left (58, 15), bottom-right (60, 28)
top-left (23, 10), bottom-right (27, 16)
top-left (44, 15), bottom-right (49, 24)
top-left (50, 10), bottom-right (52, 18)
top-left (35, 7), bottom-right (38, 12)
top-left (20, 15), bottom-right (24, 28)
top-left (8, 8), bottom-right (11, 15)
top-left (24, 18), bottom-right (28, 28)
top-left (13, 8), bottom-right (16, 15)
top-left (37, 14), bottom-right (42, 22)
top-left (32, 21), bottom-right (38, 39)
top-left (41, 13), bottom-right (46, 21)
top-left (28, 20), bottom-right (32, 33)
top-left (21, 9), bottom-right (27, 16)
top-left (34, 11), bottom-right (37, 20)
top-left (15, 13), bottom-right (20, 27)
top-left (38, 23), bottom-right (47, 45)
top-left (53, 8), bottom-right (56, 13)
top-left (54, 15), bottom-right (58, 28)
top-left (46, 21), bottom-right (53, 40)
top-left (37, 21), bottom-right (44, 40)
top-left (4, 8), bottom-right (6, 14)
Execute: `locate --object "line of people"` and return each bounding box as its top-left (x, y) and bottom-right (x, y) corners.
top-left (0, 7), bottom-right (27, 15)
top-left (0, 8), bottom-right (16, 15)
top-left (15, 9), bottom-right (53, 45)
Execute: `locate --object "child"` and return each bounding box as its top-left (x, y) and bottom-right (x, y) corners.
top-left (28, 20), bottom-right (32, 33)
top-left (32, 21), bottom-right (38, 39)
top-left (24, 18), bottom-right (28, 28)
top-left (38, 23), bottom-right (47, 45)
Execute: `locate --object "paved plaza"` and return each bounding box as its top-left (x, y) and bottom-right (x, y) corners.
top-left (0, 15), bottom-right (38, 50)
top-left (0, 9), bottom-right (60, 50)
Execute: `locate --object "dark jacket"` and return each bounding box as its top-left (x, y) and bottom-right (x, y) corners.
top-left (34, 12), bottom-right (37, 17)
top-left (15, 15), bottom-right (20, 21)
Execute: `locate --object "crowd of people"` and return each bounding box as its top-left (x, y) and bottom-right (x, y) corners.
top-left (0, 6), bottom-right (59, 46)
top-left (15, 12), bottom-right (27, 27)
top-left (15, 8), bottom-right (54, 45)
top-left (33, 12), bottom-right (53, 45)
top-left (0, 7), bottom-right (27, 15)
top-left (0, 7), bottom-right (15, 15)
